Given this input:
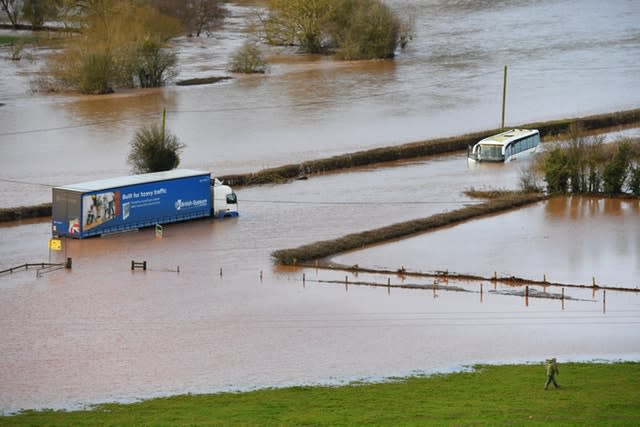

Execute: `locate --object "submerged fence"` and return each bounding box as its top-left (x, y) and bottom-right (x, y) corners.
top-left (0, 259), bottom-right (72, 277)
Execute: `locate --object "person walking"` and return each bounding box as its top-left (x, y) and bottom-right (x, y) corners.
top-left (544, 358), bottom-right (560, 390)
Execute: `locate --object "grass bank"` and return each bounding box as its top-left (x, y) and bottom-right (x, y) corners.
top-left (272, 193), bottom-right (547, 265)
top-left (2, 362), bottom-right (638, 426)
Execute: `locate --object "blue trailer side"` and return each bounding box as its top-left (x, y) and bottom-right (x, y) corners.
top-left (52, 170), bottom-right (212, 238)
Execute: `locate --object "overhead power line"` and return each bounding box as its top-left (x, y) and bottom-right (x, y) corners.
top-left (0, 178), bottom-right (57, 187)
top-left (239, 198), bottom-right (483, 206)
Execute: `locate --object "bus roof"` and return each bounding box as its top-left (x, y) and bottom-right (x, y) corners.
top-left (54, 169), bottom-right (210, 193)
top-left (477, 129), bottom-right (539, 146)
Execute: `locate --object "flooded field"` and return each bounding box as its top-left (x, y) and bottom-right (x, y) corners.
top-left (1, 0), bottom-right (640, 207)
top-left (1, 0), bottom-right (639, 415)
top-left (1, 152), bottom-right (518, 272)
top-left (1, 153), bottom-right (639, 413)
top-left (333, 196), bottom-right (640, 289)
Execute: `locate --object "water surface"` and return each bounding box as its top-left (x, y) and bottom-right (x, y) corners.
top-left (1, 158), bottom-right (638, 413)
top-left (334, 196), bottom-right (640, 288)
top-left (1, 0), bottom-right (639, 207)
top-left (1, 0), bottom-right (639, 414)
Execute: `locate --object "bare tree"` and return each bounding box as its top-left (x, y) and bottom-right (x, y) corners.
top-left (264, 0), bottom-right (333, 53)
top-left (192, 0), bottom-right (224, 36)
top-left (228, 41), bottom-right (267, 73)
top-left (0, 0), bottom-right (21, 28)
top-left (150, 0), bottom-right (225, 36)
top-left (136, 40), bottom-right (178, 88)
top-left (46, 0), bottom-right (181, 93)
top-left (264, 0), bottom-right (404, 58)
top-left (22, 0), bottom-right (63, 29)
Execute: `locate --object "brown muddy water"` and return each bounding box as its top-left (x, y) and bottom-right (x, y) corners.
top-left (1, 0), bottom-right (640, 207)
top-left (1, 0), bottom-right (640, 414)
top-left (1, 153), bottom-right (639, 414)
top-left (333, 196), bottom-right (640, 289)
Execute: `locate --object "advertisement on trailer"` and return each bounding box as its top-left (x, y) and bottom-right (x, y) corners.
top-left (79, 175), bottom-right (210, 237)
top-left (52, 171), bottom-right (213, 238)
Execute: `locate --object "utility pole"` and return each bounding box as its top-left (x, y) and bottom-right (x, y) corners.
top-left (501, 65), bottom-right (507, 129)
top-left (161, 108), bottom-right (166, 142)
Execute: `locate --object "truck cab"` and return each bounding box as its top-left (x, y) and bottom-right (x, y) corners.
top-left (211, 178), bottom-right (239, 218)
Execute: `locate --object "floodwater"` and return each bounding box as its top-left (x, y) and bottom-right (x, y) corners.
top-left (1, 0), bottom-right (640, 414)
top-left (1, 0), bottom-right (640, 207)
top-left (2, 154), bottom-right (639, 414)
top-left (333, 196), bottom-right (640, 288)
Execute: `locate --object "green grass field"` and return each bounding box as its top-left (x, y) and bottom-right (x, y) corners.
top-left (2, 363), bottom-right (638, 426)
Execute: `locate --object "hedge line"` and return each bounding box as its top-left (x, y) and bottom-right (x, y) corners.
top-left (175, 76), bottom-right (231, 86)
top-left (220, 108), bottom-right (640, 187)
top-left (0, 203), bottom-right (52, 222)
top-left (271, 193), bottom-right (548, 265)
top-left (2, 108), bottom-right (638, 222)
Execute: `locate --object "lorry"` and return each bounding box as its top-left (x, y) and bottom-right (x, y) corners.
top-left (51, 169), bottom-right (238, 239)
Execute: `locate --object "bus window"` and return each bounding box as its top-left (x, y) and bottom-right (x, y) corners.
top-left (479, 144), bottom-right (503, 161)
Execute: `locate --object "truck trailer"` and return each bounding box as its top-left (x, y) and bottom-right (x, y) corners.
top-left (52, 169), bottom-right (238, 239)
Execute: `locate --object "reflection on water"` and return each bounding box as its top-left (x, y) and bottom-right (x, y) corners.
top-left (1, 225), bottom-right (639, 414)
top-left (335, 196), bottom-right (640, 288)
top-left (64, 89), bottom-right (177, 127)
top-left (2, 0), bottom-right (640, 207)
top-left (1, 0), bottom-right (640, 413)
top-left (547, 195), bottom-right (639, 221)
top-left (1, 159), bottom-right (639, 413)
top-left (1, 245), bottom-right (638, 414)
